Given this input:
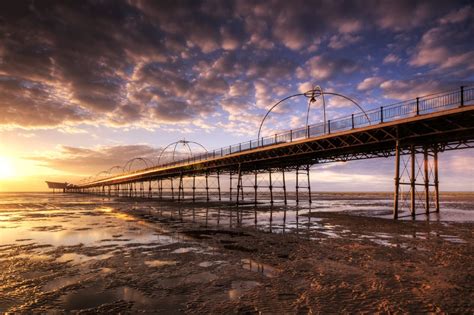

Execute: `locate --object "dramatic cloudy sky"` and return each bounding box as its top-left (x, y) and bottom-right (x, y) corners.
top-left (0, 0), bottom-right (473, 191)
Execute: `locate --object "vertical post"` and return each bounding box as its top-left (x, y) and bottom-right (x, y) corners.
top-left (460, 86), bottom-right (464, 107)
top-left (424, 147), bottom-right (430, 214)
top-left (192, 175), bottom-right (196, 202)
top-left (290, 130), bottom-right (293, 142)
top-left (236, 164), bottom-right (242, 205)
top-left (416, 97), bottom-right (420, 115)
top-left (254, 169), bottom-right (258, 205)
top-left (170, 178), bottom-right (174, 200)
top-left (148, 180), bottom-right (152, 198)
top-left (410, 145), bottom-right (416, 218)
top-left (158, 179), bottom-right (162, 200)
top-left (351, 114), bottom-right (354, 129)
top-left (328, 120), bottom-right (331, 134)
top-left (393, 140), bottom-right (400, 219)
top-left (380, 106), bottom-right (384, 123)
top-left (434, 147), bottom-right (440, 212)
top-left (282, 169), bottom-right (287, 205)
top-left (217, 171), bottom-right (221, 201)
top-left (269, 169), bottom-right (273, 205)
top-left (306, 125), bottom-right (310, 138)
top-left (178, 173), bottom-right (183, 201)
top-left (229, 172), bottom-right (233, 201)
top-left (205, 172), bottom-right (209, 202)
top-left (307, 165), bottom-right (312, 204)
top-left (296, 166), bottom-right (299, 205)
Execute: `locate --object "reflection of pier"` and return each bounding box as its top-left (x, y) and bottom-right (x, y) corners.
top-left (61, 86), bottom-right (474, 219)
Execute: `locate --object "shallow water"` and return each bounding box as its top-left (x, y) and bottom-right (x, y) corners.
top-left (0, 192), bottom-right (472, 313)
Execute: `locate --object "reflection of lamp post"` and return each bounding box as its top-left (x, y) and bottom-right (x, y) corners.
top-left (257, 85), bottom-right (370, 141)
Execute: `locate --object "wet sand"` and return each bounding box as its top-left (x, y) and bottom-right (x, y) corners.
top-left (0, 192), bottom-right (473, 313)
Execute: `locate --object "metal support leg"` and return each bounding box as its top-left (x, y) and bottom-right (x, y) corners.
top-left (178, 173), bottom-right (184, 201)
top-left (170, 178), bottom-right (174, 200)
top-left (434, 147), bottom-right (440, 212)
top-left (296, 166), bottom-right (300, 205)
top-left (254, 170), bottom-right (258, 205)
top-left (205, 172), bottom-right (209, 202)
top-left (148, 180), bottom-right (152, 198)
top-left (217, 171), bottom-right (221, 201)
top-left (236, 164), bottom-right (242, 205)
top-left (158, 179), bottom-right (162, 200)
top-left (393, 140), bottom-right (400, 219)
top-left (282, 169), bottom-right (287, 205)
top-left (307, 165), bottom-right (312, 204)
top-left (192, 175), bottom-right (196, 202)
top-left (269, 169), bottom-right (273, 205)
top-left (410, 145), bottom-right (416, 218)
top-left (229, 172), bottom-right (233, 201)
top-left (424, 147), bottom-right (430, 214)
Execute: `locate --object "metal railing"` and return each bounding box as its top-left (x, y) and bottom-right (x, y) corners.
top-left (85, 86), bottom-right (473, 185)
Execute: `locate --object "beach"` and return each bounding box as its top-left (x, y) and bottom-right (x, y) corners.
top-left (0, 192), bottom-right (473, 313)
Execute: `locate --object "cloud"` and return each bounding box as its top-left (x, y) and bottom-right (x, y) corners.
top-left (357, 77), bottom-right (384, 91)
top-left (328, 34), bottom-right (362, 50)
top-left (29, 144), bottom-right (161, 175)
top-left (378, 78), bottom-right (471, 100)
top-left (297, 55), bottom-right (359, 81)
top-left (409, 6), bottom-right (474, 71)
top-left (30, 143), bottom-right (206, 177)
top-left (0, 0), bottom-right (471, 133)
top-left (383, 53), bottom-right (401, 64)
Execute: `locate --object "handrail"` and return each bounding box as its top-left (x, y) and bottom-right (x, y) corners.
top-left (81, 86), bottom-right (473, 186)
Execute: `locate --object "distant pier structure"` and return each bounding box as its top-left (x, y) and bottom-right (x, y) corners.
top-left (45, 181), bottom-right (72, 193)
top-left (51, 86), bottom-right (474, 219)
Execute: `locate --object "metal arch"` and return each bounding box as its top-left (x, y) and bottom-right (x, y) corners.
top-left (157, 140), bottom-right (208, 166)
top-left (257, 87), bottom-right (370, 139)
top-left (122, 157), bottom-right (152, 172)
top-left (106, 165), bottom-right (122, 174)
top-left (95, 171), bottom-right (109, 178)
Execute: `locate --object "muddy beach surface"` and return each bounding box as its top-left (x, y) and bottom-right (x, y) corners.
top-left (0, 192), bottom-right (473, 313)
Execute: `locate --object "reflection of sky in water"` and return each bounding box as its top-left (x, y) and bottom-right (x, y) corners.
top-left (0, 193), bottom-right (177, 248)
top-left (0, 192), bottom-right (472, 250)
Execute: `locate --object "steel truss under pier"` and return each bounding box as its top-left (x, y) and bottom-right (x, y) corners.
top-left (67, 87), bottom-right (474, 219)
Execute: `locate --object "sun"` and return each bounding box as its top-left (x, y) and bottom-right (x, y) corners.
top-left (0, 156), bottom-right (16, 179)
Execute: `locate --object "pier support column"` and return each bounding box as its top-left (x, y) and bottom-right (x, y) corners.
top-left (282, 169), bottom-right (287, 205)
top-left (148, 180), bottom-right (152, 198)
top-left (178, 173), bottom-right (184, 201)
top-left (424, 147), bottom-right (430, 214)
top-left (205, 172), bottom-right (210, 202)
top-left (192, 175), bottom-right (196, 202)
top-left (410, 145), bottom-right (416, 218)
top-left (307, 165), bottom-right (312, 204)
top-left (236, 164), bottom-right (242, 205)
top-left (217, 171), bottom-right (221, 201)
top-left (296, 167), bottom-right (300, 205)
top-left (269, 169), bottom-right (273, 205)
top-left (434, 147), bottom-right (440, 212)
top-left (296, 165), bottom-right (311, 204)
top-left (254, 169), bottom-right (258, 206)
top-left (229, 172), bottom-right (233, 201)
top-left (393, 140), bottom-right (400, 219)
top-left (170, 178), bottom-right (174, 200)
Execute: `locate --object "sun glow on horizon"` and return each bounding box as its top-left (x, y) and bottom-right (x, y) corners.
top-left (0, 156), bottom-right (16, 179)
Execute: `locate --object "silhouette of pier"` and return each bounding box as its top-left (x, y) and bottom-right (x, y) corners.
top-left (62, 86), bottom-right (474, 219)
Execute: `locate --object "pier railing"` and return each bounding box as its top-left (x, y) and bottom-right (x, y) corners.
top-left (88, 86), bottom-right (474, 184)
